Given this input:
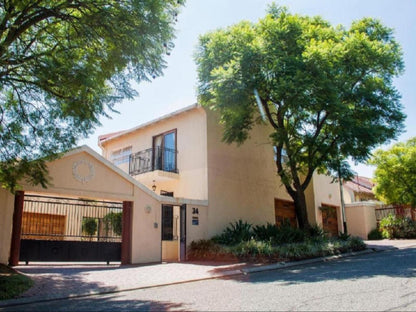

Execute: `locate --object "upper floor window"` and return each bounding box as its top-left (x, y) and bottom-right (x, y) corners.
top-left (153, 130), bottom-right (177, 172)
top-left (111, 146), bottom-right (132, 165)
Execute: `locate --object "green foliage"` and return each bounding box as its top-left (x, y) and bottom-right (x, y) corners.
top-left (347, 236), bottom-right (367, 251)
top-left (305, 224), bottom-right (327, 241)
top-left (367, 228), bottom-right (383, 240)
top-left (337, 232), bottom-right (351, 241)
top-left (189, 222), bottom-right (366, 262)
top-left (0, 264), bottom-right (33, 300)
top-left (272, 222), bottom-right (305, 245)
top-left (187, 239), bottom-right (224, 260)
top-left (379, 214), bottom-right (416, 239)
top-left (103, 212), bottom-right (123, 236)
top-left (82, 217), bottom-right (98, 237)
top-left (231, 239), bottom-right (274, 258)
top-left (212, 220), bottom-right (253, 245)
top-left (195, 4), bottom-right (405, 228)
top-left (0, 0), bottom-right (183, 191)
top-left (370, 137), bottom-right (416, 207)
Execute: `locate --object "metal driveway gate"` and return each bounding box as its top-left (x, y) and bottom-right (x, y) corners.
top-left (19, 194), bottom-right (123, 263)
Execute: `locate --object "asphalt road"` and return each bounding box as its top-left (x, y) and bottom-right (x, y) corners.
top-left (3, 247), bottom-right (416, 311)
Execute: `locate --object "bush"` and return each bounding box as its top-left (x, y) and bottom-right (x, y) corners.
top-left (347, 236), bottom-right (367, 251)
top-left (306, 225), bottom-right (327, 241)
top-left (187, 239), bottom-right (223, 260)
top-left (231, 239), bottom-right (274, 258)
top-left (379, 214), bottom-right (416, 239)
top-left (272, 222), bottom-right (305, 245)
top-left (252, 223), bottom-right (280, 241)
top-left (103, 212), bottom-right (123, 236)
top-left (212, 220), bottom-right (252, 245)
top-left (367, 228), bottom-right (383, 240)
top-left (82, 217), bottom-right (97, 237)
top-left (337, 232), bottom-right (351, 241)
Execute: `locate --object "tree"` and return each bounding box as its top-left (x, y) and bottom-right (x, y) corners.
top-left (370, 137), bottom-right (416, 207)
top-left (0, 0), bottom-right (183, 191)
top-left (195, 5), bottom-right (405, 229)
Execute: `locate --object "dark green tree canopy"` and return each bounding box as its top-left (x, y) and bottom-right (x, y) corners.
top-left (0, 0), bottom-right (183, 191)
top-left (370, 137), bottom-right (416, 207)
top-left (195, 5), bottom-right (405, 228)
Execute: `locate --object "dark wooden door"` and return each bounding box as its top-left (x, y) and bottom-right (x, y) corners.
top-left (321, 204), bottom-right (339, 237)
top-left (275, 199), bottom-right (297, 227)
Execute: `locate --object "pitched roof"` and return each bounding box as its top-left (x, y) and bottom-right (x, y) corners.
top-left (98, 103), bottom-right (199, 145)
top-left (344, 176), bottom-right (375, 195)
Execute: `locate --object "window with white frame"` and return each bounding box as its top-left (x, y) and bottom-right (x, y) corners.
top-left (111, 146), bottom-right (132, 165)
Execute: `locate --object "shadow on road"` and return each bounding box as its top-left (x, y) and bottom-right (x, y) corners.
top-left (214, 247), bottom-right (416, 285)
top-left (5, 295), bottom-right (190, 312)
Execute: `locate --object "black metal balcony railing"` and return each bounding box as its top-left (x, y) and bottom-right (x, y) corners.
top-left (129, 147), bottom-right (178, 176)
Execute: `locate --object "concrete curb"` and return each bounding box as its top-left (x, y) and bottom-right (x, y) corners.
top-left (0, 248), bottom-right (378, 308)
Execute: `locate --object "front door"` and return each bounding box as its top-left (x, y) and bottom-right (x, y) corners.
top-left (321, 204), bottom-right (339, 237)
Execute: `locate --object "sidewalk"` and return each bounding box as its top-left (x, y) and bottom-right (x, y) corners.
top-left (1, 240), bottom-right (415, 308)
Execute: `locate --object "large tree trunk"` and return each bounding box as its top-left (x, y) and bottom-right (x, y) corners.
top-left (291, 187), bottom-right (311, 230)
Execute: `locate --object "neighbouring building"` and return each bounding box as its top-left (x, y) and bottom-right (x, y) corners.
top-left (343, 176), bottom-right (376, 203)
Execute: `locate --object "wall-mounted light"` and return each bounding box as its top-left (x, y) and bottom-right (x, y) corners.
top-left (152, 180), bottom-right (156, 192)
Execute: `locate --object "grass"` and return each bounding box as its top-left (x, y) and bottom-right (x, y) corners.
top-left (0, 264), bottom-right (33, 300)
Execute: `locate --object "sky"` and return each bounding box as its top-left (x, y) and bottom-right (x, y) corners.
top-left (79, 0), bottom-right (415, 178)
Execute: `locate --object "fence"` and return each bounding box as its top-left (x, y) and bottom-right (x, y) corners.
top-left (375, 204), bottom-right (416, 223)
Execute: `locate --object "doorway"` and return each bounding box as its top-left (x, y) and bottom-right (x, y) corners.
top-left (321, 204), bottom-right (339, 237)
top-left (161, 204), bottom-right (186, 262)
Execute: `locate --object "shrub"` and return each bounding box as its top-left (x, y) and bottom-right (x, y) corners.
top-left (337, 232), bottom-right (351, 241)
top-left (212, 220), bottom-right (253, 245)
top-left (82, 217), bottom-right (97, 237)
top-left (187, 239), bottom-right (223, 260)
top-left (231, 239), bottom-right (274, 258)
top-left (272, 222), bottom-right (305, 245)
top-left (379, 214), bottom-right (416, 239)
top-left (103, 212), bottom-right (123, 236)
top-left (252, 223), bottom-right (279, 241)
top-left (367, 228), bottom-right (383, 240)
top-left (306, 225), bottom-right (327, 241)
top-left (347, 236), bottom-right (366, 251)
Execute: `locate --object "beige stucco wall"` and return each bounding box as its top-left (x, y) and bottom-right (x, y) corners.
top-left (205, 109), bottom-right (292, 237)
top-left (20, 147), bottom-right (165, 264)
top-left (345, 202), bottom-right (380, 239)
top-left (21, 151), bottom-right (134, 201)
top-left (100, 106), bottom-right (208, 201)
top-left (311, 173), bottom-right (343, 230)
top-left (0, 188), bottom-right (15, 265)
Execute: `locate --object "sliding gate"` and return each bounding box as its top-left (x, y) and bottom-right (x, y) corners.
top-left (19, 194), bottom-right (123, 263)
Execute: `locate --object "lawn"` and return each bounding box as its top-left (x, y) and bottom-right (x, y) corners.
top-left (0, 264), bottom-right (33, 300)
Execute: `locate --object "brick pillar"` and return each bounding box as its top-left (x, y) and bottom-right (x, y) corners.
top-left (121, 201), bottom-right (133, 265)
top-left (9, 191), bottom-right (24, 266)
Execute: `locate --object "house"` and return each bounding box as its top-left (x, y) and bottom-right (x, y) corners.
top-left (99, 104), bottom-right (345, 259)
top-left (343, 176), bottom-right (376, 203)
top-left (1, 104), bottom-right (360, 266)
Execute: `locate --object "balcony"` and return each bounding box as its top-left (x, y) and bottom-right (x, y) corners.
top-left (129, 147), bottom-right (178, 176)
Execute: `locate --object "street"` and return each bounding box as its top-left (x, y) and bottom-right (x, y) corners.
top-left (2, 247), bottom-right (416, 311)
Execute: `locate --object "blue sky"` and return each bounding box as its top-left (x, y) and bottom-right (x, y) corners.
top-left (80, 0), bottom-right (415, 178)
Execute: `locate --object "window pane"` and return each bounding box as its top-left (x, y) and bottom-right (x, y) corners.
top-left (164, 132), bottom-right (175, 172)
top-left (162, 205), bottom-right (173, 240)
